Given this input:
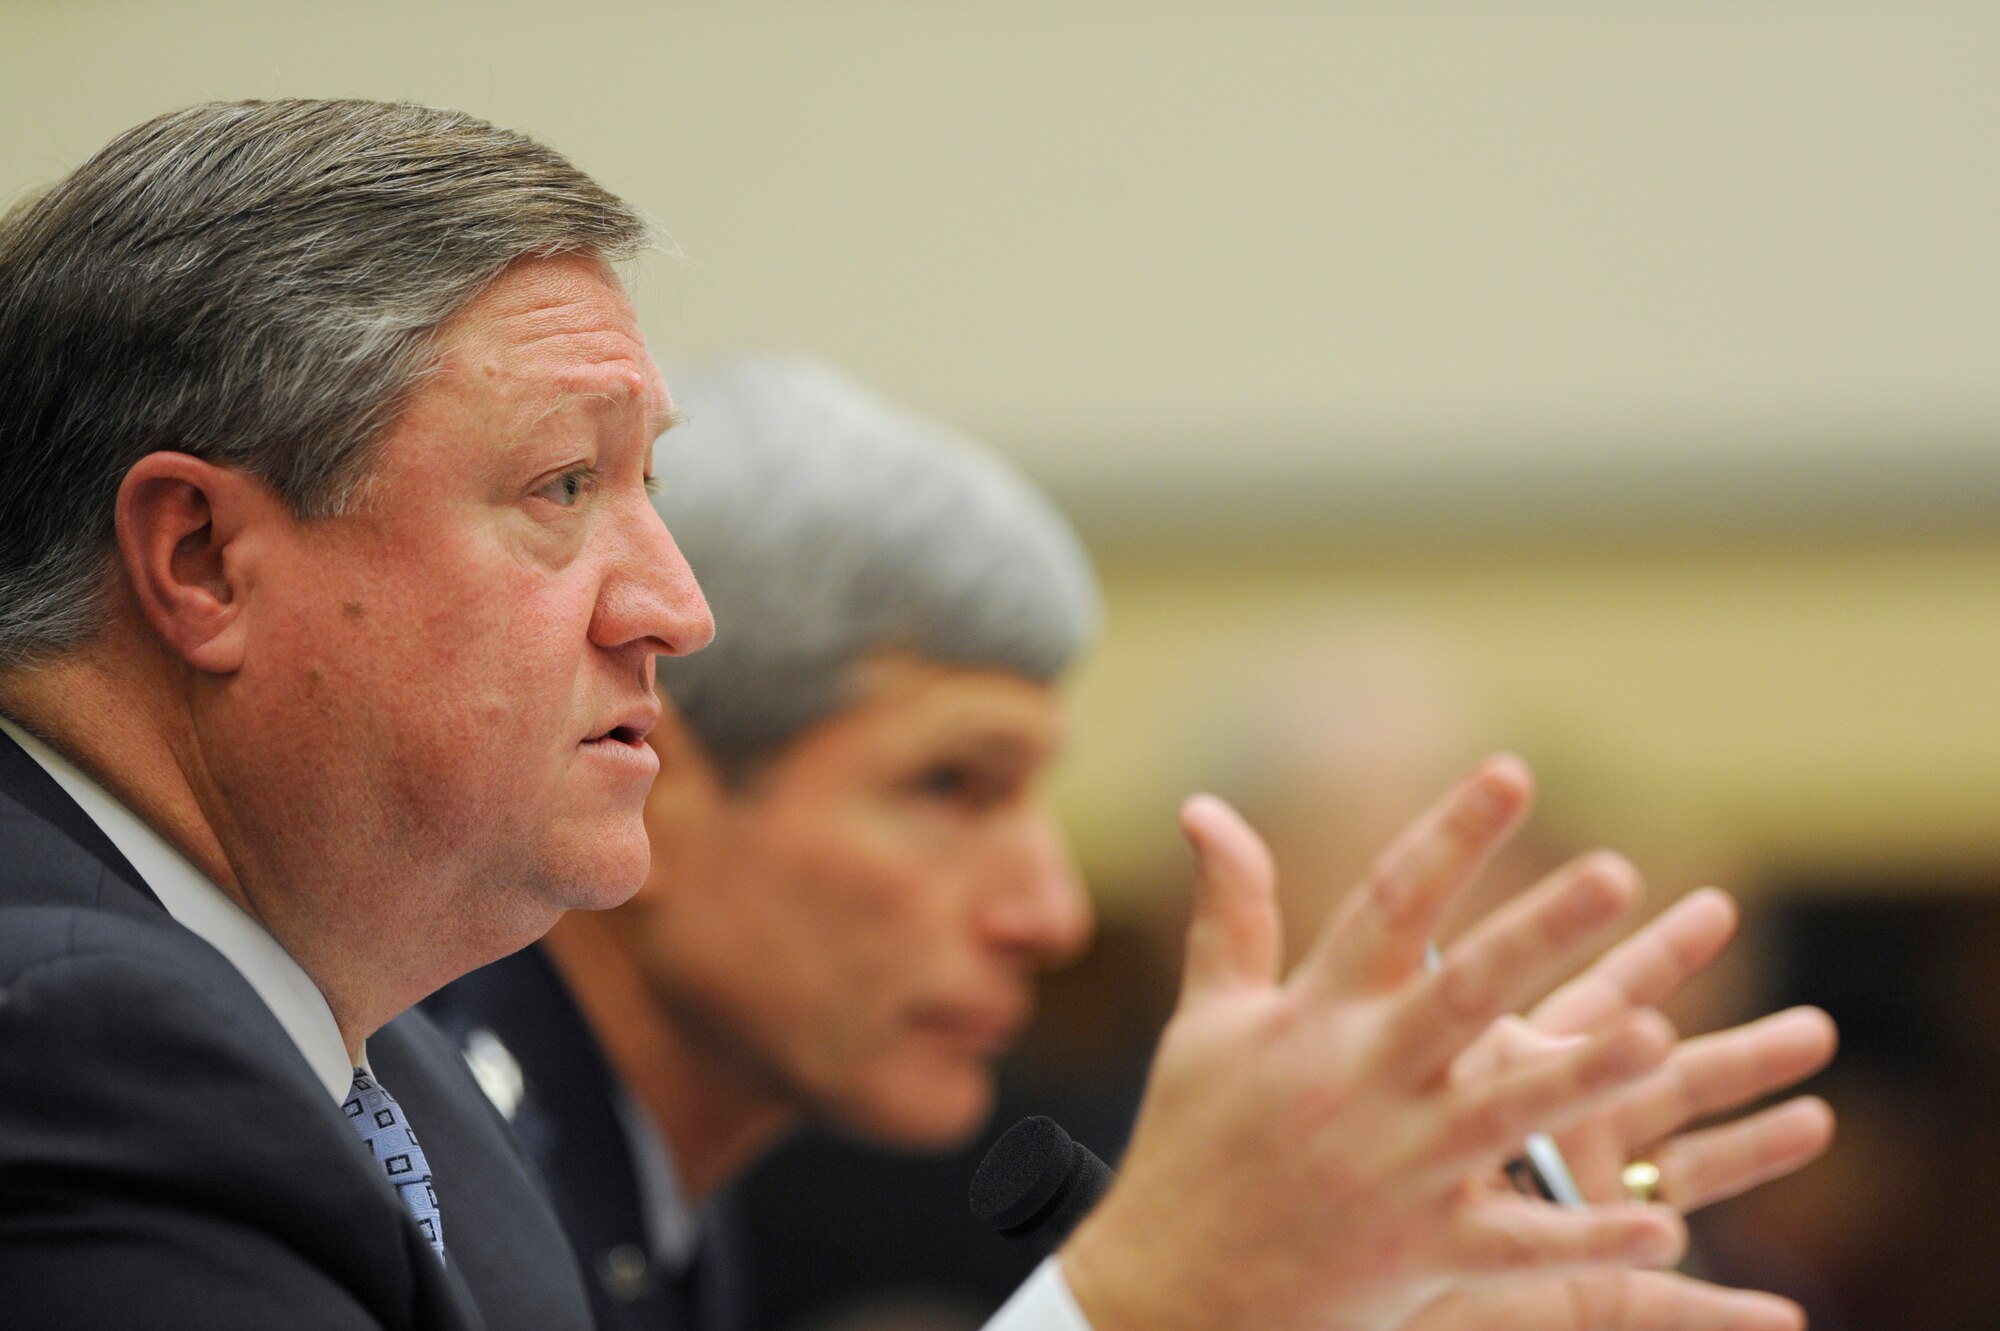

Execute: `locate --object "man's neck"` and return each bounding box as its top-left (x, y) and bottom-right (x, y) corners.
top-left (0, 644), bottom-right (384, 1057)
top-left (542, 912), bottom-right (798, 1204)
top-left (0, 648), bottom-right (238, 899)
top-left (0, 653), bottom-right (374, 1085)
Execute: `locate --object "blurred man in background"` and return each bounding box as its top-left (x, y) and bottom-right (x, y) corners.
top-left (429, 358), bottom-right (1836, 1331)
top-left (423, 358), bottom-right (1100, 1328)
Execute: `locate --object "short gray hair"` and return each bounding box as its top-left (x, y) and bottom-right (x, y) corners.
top-left (0, 99), bottom-right (651, 665)
top-left (653, 358), bottom-right (1100, 783)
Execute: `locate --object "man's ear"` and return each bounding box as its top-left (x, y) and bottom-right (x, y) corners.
top-left (115, 451), bottom-right (283, 675)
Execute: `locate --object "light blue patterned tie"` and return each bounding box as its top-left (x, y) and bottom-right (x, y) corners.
top-left (344, 1068), bottom-right (446, 1263)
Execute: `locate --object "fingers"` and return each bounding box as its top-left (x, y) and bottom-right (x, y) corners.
top-left (1298, 754), bottom-right (1534, 996)
top-left (1449, 1193), bottom-right (1685, 1277)
top-left (1176, 794), bottom-right (1283, 1005)
top-left (1427, 1011), bottom-right (1677, 1184)
top-left (1414, 1272), bottom-right (1803, 1331)
top-left (1608, 1006), bottom-right (1838, 1153)
top-left (1453, 1014), bottom-right (1589, 1083)
top-left (1382, 851), bottom-right (1645, 1084)
top-left (1655, 1095), bottom-right (1836, 1213)
top-left (1553, 1270), bottom-right (1806, 1331)
top-left (1530, 888), bottom-right (1738, 1038)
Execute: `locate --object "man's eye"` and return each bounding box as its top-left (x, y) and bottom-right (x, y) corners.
top-left (537, 469), bottom-right (596, 507)
top-left (913, 765), bottom-right (1012, 809)
top-left (917, 766), bottom-right (971, 799)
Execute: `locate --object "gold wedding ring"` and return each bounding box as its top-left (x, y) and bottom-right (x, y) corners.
top-left (1620, 1159), bottom-right (1663, 1204)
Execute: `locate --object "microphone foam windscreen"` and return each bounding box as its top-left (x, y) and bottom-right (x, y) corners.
top-left (969, 1115), bottom-right (1114, 1255)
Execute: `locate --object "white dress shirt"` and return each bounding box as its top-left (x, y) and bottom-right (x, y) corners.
top-left (1, 714), bottom-right (1091, 1328)
top-left (984, 1258), bottom-right (1090, 1331)
top-left (0, 714), bottom-right (358, 1102)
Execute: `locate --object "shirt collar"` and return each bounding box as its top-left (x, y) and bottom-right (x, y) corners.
top-left (0, 714), bottom-right (359, 1102)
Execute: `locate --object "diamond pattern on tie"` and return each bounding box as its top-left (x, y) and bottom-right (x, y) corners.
top-left (344, 1069), bottom-right (446, 1263)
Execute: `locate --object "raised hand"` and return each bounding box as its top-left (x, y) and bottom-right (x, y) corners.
top-left (1059, 756), bottom-right (1691, 1331)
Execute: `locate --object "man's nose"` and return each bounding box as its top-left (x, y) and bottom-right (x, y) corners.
top-left (976, 811), bottom-right (1095, 969)
top-left (592, 495), bottom-right (715, 657)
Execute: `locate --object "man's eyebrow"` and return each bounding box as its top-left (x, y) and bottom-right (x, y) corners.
top-left (522, 392), bottom-right (682, 441)
top-left (641, 408), bottom-right (684, 495)
top-left (935, 730), bottom-right (1056, 763)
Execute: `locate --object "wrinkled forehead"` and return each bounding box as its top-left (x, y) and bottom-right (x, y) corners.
top-left (445, 255), bottom-right (670, 416)
top-left (372, 255), bottom-right (675, 478)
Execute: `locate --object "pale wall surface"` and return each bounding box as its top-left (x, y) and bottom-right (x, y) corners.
top-left (6, 2), bottom-right (1999, 505)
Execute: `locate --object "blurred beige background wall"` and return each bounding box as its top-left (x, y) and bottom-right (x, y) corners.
top-left (6, 1), bottom-right (1999, 908)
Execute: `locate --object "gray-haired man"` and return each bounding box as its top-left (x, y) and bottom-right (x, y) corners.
top-left (0, 100), bottom-right (1825, 1331)
top-left (422, 356), bottom-right (1104, 1329)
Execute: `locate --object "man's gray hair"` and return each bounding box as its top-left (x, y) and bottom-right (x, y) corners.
top-left (0, 99), bottom-right (651, 665)
top-left (653, 358), bottom-right (1100, 783)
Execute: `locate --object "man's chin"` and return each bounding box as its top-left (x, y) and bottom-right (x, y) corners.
top-left (538, 827), bottom-right (653, 913)
top-left (845, 1075), bottom-right (994, 1152)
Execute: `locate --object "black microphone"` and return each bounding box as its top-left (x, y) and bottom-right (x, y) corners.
top-left (969, 1115), bottom-right (1114, 1256)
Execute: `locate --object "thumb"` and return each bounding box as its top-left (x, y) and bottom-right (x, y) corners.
top-left (1177, 793), bottom-right (1282, 1006)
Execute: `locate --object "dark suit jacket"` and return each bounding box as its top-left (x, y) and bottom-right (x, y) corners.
top-left (422, 944), bottom-right (752, 1331)
top-left (0, 729), bottom-right (596, 1331)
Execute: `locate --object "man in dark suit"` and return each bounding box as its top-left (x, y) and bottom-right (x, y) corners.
top-left (0, 99), bottom-right (714, 1330)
